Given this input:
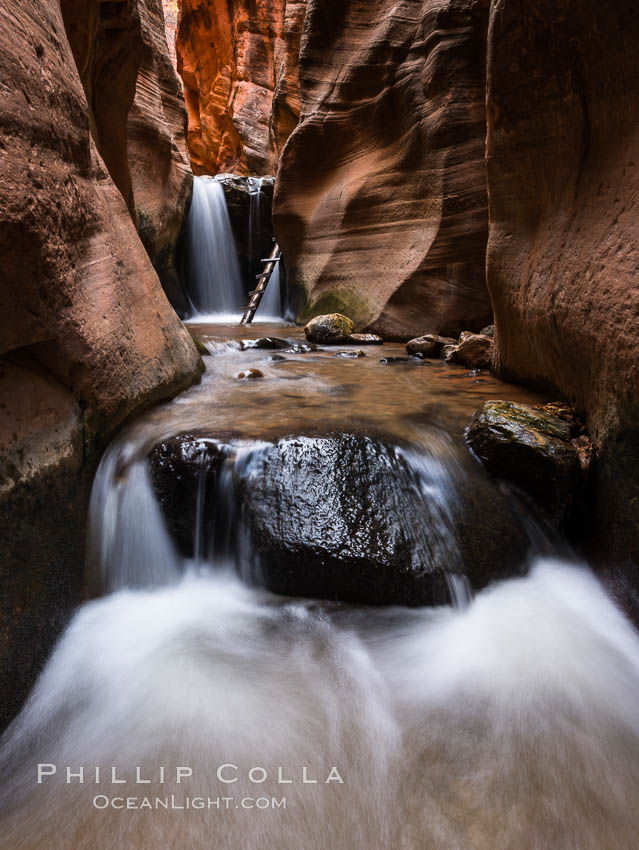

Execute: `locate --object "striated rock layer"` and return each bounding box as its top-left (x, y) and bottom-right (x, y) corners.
top-left (0, 0), bottom-right (202, 728)
top-left (176, 0), bottom-right (307, 175)
top-left (60, 0), bottom-right (192, 305)
top-left (485, 0), bottom-right (639, 614)
top-left (161, 0), bottom-right (180, 73)
top-left (274, 0), bottom-right (492, 339)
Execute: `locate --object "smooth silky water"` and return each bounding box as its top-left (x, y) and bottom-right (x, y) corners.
top-left (2, 324), bottom-right (639, 849)
top-left (181, 177), bottom-right (245, 318)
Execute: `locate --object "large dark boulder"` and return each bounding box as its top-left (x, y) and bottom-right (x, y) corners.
top-left (150, 432), bottom-right (530, 606)
top-left (149, 436), bottom-right (231, 556)
top-left (466, 401), bottom-right (584, 524)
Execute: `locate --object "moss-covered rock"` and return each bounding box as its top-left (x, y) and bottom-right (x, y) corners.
top-left (304, 313), bottom-right (355, 344)
top-left (188, 328), bottom-right (210, 356)
top-left (466, 400), bottom-right (583, 523)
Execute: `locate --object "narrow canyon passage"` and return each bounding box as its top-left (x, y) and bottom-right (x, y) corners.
top-left (2, 323), bottom-right (639, 849)
top-left (2, 1), bottom-right (639, 848)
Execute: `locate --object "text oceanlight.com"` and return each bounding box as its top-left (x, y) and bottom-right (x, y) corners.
top-left (92, 795), bottom-right (287, 811)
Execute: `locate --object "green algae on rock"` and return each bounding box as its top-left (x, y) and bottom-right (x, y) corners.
top-left (304, 313), bottom-right (355, 344)
top-left (466, 401), bottom-right (583, 524)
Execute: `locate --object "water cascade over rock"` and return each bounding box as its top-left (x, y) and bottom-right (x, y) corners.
top-left (148, 432), bottom-right (529, 605)
top-left (3, 428), bottom-right (639, 847)
top-left (2, 322), bottom-right (639, 846)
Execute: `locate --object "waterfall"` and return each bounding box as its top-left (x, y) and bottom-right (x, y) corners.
top-left (248, 176), bottom-right (283, 320)
top-left (247, 176), bottom-right (263, 269)
top-left (255, 262), bottom-right (282, 318)
top-left (182, 176), bottom-right (244, 318)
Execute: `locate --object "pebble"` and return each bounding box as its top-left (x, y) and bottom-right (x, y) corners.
top-left (237, 369), bottom-right (264, 380)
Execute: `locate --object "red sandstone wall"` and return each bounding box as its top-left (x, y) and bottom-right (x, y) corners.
top-left (0, 0), bottom-right (201, 728)
top-left (176, 0), bottom-right (306, 175)
top-left (162, 0), bottom-right (180, 73)
top-left (485, 0), bottom-right (639, 605)
top-left (273, 0), bottom-right (492, 339)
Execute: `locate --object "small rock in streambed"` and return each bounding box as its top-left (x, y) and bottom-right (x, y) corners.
top-left (334, 349), bottom-right (366, 358)
top-left (283, 342), bottom-right (317, 354)
top-left (267, 354), bottom-right (287, 362)
top-left (348, 333), bottom-right (384, 345)
top-left (379, 356), bottom-right (412, 364)
top-left (406, 333), bottom-right (456, 357)
top-left (237, 369), bottom-right (264, 380)
top-left (446, 334), bottom-right (493, 370)
top-left (304, 313), bottom-right (355, 344)
top-left (239, 337), bottom-right (290, 350)
top-left (465, 400), bottom-right (586, 525)
top-left (441, 344), bottom-right (457, 360)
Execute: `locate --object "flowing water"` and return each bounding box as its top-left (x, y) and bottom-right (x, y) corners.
top-left (2, 324), bottom-right (639, 849)
top-left (181, 176), bottom-right (244, 318)
top-left (255, 262), bottom-right (282, 319)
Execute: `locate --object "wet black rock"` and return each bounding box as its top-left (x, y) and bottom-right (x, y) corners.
top-left (239, 337), bottom-right (290, 350)
top-left (466, 401), bottom-right (584, 524)
top-left (234, 434), bottom-right (529, 605)
top-left (480, 324), bottom-right (495, 338)
top-left (149, 437), bottom-right (230, 555)
top-left (150, 432), bottom-right (531, 606)
top-left (335, 350), bottom-right (366, 358)
top-left (268, 354), bottom-right (287, 362)
top-left (380, 356), bottom-right (412, 364)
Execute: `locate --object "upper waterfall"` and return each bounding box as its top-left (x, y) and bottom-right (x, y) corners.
top-left (182, 176), bottom-right (244, 318)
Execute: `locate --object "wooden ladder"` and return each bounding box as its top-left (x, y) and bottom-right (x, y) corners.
top-left (240, 243), bottom-right (281, 325)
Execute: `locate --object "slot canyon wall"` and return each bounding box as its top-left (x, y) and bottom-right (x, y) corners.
top-left (0, 0), bottom-right (201, 728)
top-left (176, 0), bottom-right (306, 175)
top-left (274, 0), bottom-right (493, 339)
top-left (485, 0), bottom-right (639, 617)
top-left (61, 0), bottom-right (193, 308)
